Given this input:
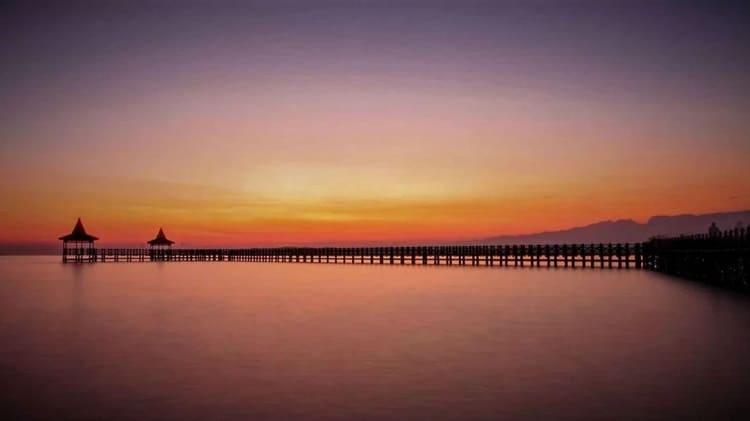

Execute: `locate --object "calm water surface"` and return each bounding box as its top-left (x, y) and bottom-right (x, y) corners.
top-left (1, 256), bottom-right (749, 420)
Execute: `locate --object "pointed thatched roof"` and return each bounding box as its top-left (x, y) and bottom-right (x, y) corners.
top-left (147, 228), bottom-right (174, 246)
top-left (59, 218), bottom-right (99, 242)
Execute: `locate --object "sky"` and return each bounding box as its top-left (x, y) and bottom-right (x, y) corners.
top-left (1, 0), bottom-right (749, 247)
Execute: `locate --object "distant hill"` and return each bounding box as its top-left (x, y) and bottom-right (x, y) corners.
top-left (2, 210), bottom-right (749, 254)
top-left (476, 210), bottom-right (750, 245)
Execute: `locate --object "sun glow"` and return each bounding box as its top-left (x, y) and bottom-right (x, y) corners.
top-left (1, 2), bottom-right (749, 248)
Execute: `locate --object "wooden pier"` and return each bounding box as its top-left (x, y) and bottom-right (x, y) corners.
top-left (57, 217), bottom-right (750, 291)
top-left (646, 227), bottom-right (749, 291)
top-left (66, 243), bottom-right (646, 269)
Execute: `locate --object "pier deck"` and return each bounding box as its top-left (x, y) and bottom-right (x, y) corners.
top-left (61, 228), bottom-right (750, 290)
top-left (64, 243), bottom-right (646, 269)
top-left (58, 223), bottom-right (749, 291)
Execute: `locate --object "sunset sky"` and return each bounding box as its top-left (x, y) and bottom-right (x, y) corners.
top-left (1, 0), bottom-right (749, 247)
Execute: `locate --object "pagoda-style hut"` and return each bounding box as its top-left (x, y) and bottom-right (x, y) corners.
top-left (59, 218), bottom-right (99, 263)
top-left (148, 228), bottom-right (174, 261)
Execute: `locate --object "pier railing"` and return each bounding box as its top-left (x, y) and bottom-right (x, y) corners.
top-left (77, 243), bottom-right (646, 268)
top-left (646, 227), bottom-right (749, 291)
top-left (61, 229), bottom-right (749, 291)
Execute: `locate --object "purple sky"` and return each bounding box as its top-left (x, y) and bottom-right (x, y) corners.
top-left (1, 0), bottom-right (749, 246)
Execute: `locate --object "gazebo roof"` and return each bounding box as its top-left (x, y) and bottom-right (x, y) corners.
top-left (59, 218), bottom-right (99, 242)
top-left (148, 228), bottom-right (174, 246)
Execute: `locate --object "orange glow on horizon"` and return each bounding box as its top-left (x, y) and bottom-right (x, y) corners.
top-left (2, 3), bottom-right (749, 247)
top-left (2, 163), bottom-right (748, 246)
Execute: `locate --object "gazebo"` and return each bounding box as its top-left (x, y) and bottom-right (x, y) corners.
top-left (148, 228), bottom-right (174, 261)
top-left (59, 218), bottom-right (99, 263)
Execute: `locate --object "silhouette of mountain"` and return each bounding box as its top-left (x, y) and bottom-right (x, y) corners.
top-left (2, 210), bottom-right (749, 254)
top-left (476, 210), bottom-right (750, 245)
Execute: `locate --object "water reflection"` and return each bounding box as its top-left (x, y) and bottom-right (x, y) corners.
top-left (69, 263), bottom-right (86, 322)
top-left (1, 256), bottom-right (749, 420)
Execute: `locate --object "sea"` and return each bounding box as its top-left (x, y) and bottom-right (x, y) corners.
top-left (1, 256), bottom-right (749, 420)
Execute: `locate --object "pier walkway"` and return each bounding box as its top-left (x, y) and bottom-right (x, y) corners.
top-left (59, 224), bottom-right (749, 291)
top-left (65, 243), bottom-right (647, 269)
